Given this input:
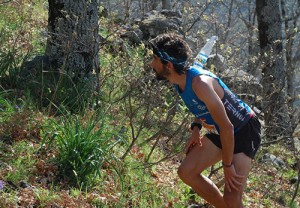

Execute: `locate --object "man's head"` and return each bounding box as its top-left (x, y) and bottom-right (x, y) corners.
top-left (149, 33), bottom-right (192, 80)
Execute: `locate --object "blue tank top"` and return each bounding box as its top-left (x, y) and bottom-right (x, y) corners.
top-left (174, 65), bottom-right (254, 134)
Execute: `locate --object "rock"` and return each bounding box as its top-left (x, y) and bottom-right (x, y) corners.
top-left (224, 70), bottom-right (261, 95)
top-left (139, 10), bottom-right (182, 39)
top-left (120, 10), bottom-right (183, 44)
top-left (206, 54), bottom-right (263, 108)
top-left (290, 176), bottom-right (298, 184)
top-left (260, 153), bottom-right (285, 168)
top-left (120, 29), bottom-right (144, 45)
top-left (160, 9), bottom-right (182, 18)
top-left (293, 138), bottom-right (300, 153)
top-left (18, 55), bottom-right (51, 88)
top-left (206, 54), bottom-right (227, 74)
top-left (185, 36), bottom-right (198, 52)
top-left (19, 181), bottom-right (30, 189)
top-left (114, 126), bottom-right (127, 141)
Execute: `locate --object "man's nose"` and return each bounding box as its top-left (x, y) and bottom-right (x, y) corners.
top-left (149, 59), bottom-right (154, 68)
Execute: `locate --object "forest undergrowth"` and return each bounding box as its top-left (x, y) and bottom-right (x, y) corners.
top-left (0, 1), bottom-right (299, 207)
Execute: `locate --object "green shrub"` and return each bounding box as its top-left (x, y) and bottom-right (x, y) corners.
top-left (46, 110), bottom-right (120, 189)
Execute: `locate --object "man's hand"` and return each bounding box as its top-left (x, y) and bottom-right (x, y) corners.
top-left (223, 164), bottom-right (244, 192)
top-left (185, 129), bottom-right (203, 154)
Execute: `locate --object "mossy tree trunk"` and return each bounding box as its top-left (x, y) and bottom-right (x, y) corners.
top-left (162, 0), bottom-right (172, 10)
top-left (40, 0), bottom-right (100, 111)
top-left (256, 0), bottom-right (290, 139)
top-left (46, 0), bottom-right (99, 78)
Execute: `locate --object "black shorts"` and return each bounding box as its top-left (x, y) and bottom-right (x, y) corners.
top-left (206, 116), bottom-right (261, 159)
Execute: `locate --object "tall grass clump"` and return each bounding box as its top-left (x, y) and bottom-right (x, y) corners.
top-left (0, 91), bottom-right (14, 122)
top-left (42, 72), bottom-right (97, 114)
top-left (46, 110), bottom-right (120, 189)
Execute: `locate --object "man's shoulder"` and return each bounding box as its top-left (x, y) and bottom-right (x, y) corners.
top-left (191, 75), bottom-right (212, 93)
top-left (191, 73), bottom-right (213, 84)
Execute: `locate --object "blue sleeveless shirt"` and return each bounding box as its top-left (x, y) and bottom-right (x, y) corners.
top-left (174, 65), bottom-right (254, 135)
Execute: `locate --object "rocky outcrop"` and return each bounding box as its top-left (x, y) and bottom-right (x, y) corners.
top-left (139, 10), bottom-right (182, 39)
top-left (121, 10), bottom-right (182, 44)
top-left (207, 54), bottom-right (263, 107)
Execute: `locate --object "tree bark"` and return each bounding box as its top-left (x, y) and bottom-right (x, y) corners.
top-left (151, 0), bottom-right (160, 10)
top-left (46, 0), bottom-right (99, 78)
top-left (256, 0), bottom-right (290, 138)
top-left (162, 0), bottom-right (172, 10)
top-left (281, 0), bottom-right (300, 135)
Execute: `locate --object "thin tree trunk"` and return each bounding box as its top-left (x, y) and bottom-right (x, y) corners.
top-left (256, 0), bottom-right (289, 139)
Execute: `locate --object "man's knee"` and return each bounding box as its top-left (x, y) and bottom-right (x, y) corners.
top-left (177, 164), bottom-right (203, 185)
top-left (223, 192), bottom-right (242, 208)
top-left (177, 164), bottom-right (195, 185)
top-left (177, 164), bottom-right (189, 182)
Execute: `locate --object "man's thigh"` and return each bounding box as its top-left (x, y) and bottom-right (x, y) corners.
top-left (180, 136), bottom-right (222, 174)
top-left (224, 152), bottom-right (252, 200)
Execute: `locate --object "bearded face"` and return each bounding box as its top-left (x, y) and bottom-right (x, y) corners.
top-left (149, 54), bottom-right (171, 81)
top-left (153, 64), bottom-right (170, 80)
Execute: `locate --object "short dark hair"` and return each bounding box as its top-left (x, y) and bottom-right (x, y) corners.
top-left (150, 33), bottom-right (192, 74)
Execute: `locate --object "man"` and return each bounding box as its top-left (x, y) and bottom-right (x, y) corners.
top-left (149, 33), bottom-right (261, 208)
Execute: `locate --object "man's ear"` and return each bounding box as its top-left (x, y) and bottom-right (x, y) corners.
top-left (167, 61), bottom-right (174, 70)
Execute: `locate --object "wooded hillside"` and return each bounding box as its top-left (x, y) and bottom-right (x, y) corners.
top-left (0, 0), bottom-right (299, 207)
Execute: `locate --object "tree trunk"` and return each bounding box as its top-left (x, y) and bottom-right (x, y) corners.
top-left (151, 0), bottom-right (160, 10)
top-left (246, 1), bottom-right (260, 78)
top-left (46, 0), bottom-right (99, 78)
top-left (162, 0), bottom-right (172, 10)
top-left (281, 0), bottom-right (300, 135)
top-left (256, 0), bottom-right (289, 138)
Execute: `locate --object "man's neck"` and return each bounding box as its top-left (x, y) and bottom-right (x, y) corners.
top-left (169, 73), bottom-right (186, 91)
